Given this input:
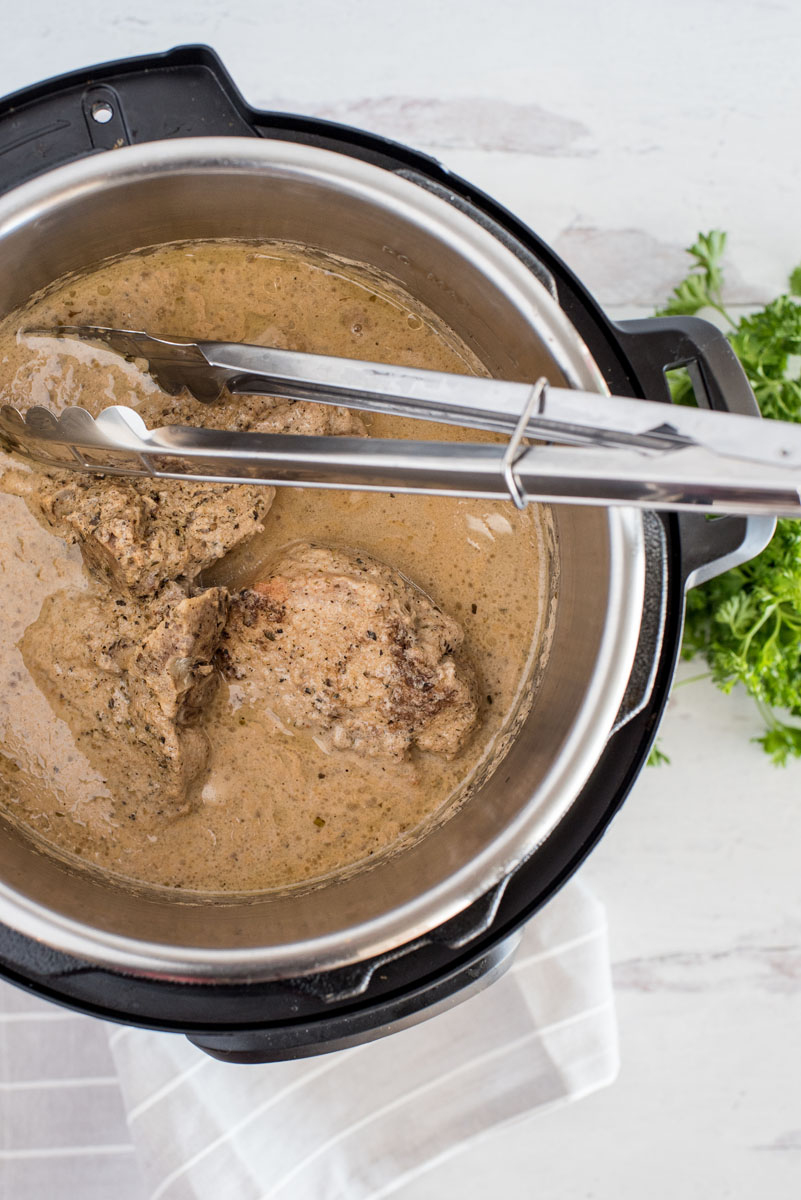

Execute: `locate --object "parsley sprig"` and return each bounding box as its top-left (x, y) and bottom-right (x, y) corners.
top-left (656, 230), bottom-right (730, 320)
top-left (657, 232), bottom-right (801, 763)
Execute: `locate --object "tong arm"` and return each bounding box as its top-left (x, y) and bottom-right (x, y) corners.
top-left (25, 327), bottom-right (801, 473)
top-left (1, 402), bottom-right (800, 518)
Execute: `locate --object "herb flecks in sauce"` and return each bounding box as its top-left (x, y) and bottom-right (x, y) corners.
top-left (0, 241), bottom-right (550, 891)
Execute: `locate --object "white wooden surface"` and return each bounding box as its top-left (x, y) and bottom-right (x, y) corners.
top-left (2, 1), bottom-right (801, 1194)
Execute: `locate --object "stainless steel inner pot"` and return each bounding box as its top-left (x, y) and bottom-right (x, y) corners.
top-left (0, 139), bottom-right (645, 978)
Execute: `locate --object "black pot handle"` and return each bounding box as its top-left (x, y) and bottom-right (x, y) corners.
top-left (0, 46), bottom-right (262, 197)
top-left (0, 45), bottom-right (448, 199)
top-left (186, 931), bottom-right (522, 1063)
top-left (615, 315), bottom-right (775, 588)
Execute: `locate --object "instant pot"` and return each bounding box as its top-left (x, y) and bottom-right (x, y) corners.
top-left (0, 47), bottom-right (773, 1062)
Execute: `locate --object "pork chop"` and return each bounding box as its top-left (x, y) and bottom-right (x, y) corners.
top-left (221, 543), bottom-right (479, 759)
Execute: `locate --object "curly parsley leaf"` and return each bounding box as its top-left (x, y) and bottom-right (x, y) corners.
top-left (669, 235), bottom-right (801, 763)
top-left (646, 741), bottom-right (671, 767)
top-left (728, 297), bottom-right (801, 422)
top-left (656, 230), bottom-right (731, 320)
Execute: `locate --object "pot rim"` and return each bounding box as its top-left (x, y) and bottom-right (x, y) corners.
top-left (0, 137), bottom-right (645, 978)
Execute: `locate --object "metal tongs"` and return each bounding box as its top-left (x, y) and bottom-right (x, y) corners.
top-left (1, 325), bottom-right (801, 518)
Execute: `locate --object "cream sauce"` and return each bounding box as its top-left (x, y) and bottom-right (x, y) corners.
top-left (0, 241), bottom-right (552, 892)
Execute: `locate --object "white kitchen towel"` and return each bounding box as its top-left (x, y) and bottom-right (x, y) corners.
top-left (0, 984), bottom-right (144, 1200)
top-left (0, 878), bottom-right (617, 1200)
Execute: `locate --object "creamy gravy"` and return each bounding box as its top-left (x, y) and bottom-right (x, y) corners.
top-left (0, 242), bottom-right (552, 892)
